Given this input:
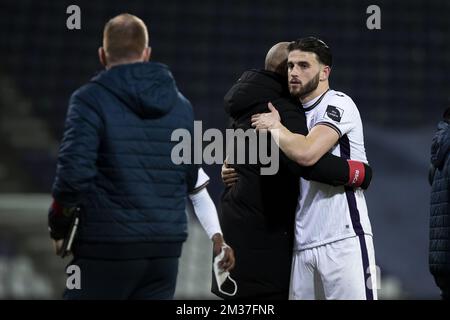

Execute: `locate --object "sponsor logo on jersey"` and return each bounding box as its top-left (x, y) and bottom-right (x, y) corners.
top-left (325, 105), bottom-right (344, 122)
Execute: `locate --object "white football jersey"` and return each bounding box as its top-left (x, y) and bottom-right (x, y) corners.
top-left (294, 89), bottom-right (373, 251)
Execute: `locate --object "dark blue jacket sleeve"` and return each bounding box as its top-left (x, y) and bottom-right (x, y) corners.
top-left (52, 91), bottom-right (103, 207)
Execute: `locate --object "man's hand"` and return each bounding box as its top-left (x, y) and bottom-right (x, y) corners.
top-left (52, 239), bottom-right (64, 256)
top-left (251, 102), bottom-right (282, 130)
top-left (212, 233), bottom-right (235, 272)
top-left (221, 160), bottom-right (238, 187)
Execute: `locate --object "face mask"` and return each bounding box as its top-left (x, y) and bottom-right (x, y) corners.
top-left (213, 246), bottom-right (237, 296)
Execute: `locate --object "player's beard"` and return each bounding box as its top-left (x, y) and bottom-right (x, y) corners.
top-left (289, 71), bottom-right (320, 99)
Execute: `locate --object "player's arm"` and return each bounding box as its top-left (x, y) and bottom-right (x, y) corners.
top-left (252, 102), bottom-right (339, 166)
top-left (277, 102), bottom-right (371, 188)
top-left (188, 168), bottom-right (235, 271)
top-left (49, 91), bottom-right (102, 242)
top-left (277, 124), bottom-right (338, 166)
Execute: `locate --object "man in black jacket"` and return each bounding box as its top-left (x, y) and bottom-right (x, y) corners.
top-left (429, 107), bottom-right (450, 300)
top-left (214, 42), bottom-right (372, 299)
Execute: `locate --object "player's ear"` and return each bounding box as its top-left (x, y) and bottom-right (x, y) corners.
top-left (321, 65), bottom-right (331, 81)
top-left (142, 47), bottom-right (151, 62)
top-left (98, 47), bottom-right (107, 68)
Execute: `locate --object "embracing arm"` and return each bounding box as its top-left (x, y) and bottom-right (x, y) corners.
top-left (272, 102), bottom-right (372, 188)
top-left (272, 121), bottom-right (339, 166)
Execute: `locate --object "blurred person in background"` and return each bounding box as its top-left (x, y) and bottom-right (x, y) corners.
top-left (48, 13), bottom-right (233, 300)
top-left (429, 107), bottom-right (450, 301)
top-left (217, 42), bottom-right (372, 300)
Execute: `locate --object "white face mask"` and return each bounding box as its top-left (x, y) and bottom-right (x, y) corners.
top-left (213, 246), bottom-right (237, 297)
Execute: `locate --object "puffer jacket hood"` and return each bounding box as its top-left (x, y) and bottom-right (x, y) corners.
top-left (224, 69), bottom-right (289, 119)
top-left (92, 62), bottom-right (177, 118)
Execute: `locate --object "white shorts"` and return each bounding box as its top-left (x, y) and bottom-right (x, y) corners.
top-left (289, 235), bottom-right (378, 300)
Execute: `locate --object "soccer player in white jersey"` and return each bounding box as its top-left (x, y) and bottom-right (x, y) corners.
top-left (251, 37), bottom-right (377, 300)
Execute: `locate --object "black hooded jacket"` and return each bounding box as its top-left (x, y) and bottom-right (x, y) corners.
top-left (429, 119), bottom-right (450, 280)
top-left (215, 69), bottom-right (367, 299)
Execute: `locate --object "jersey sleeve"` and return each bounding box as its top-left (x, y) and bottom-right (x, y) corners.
top-left (189, 167), bottom-right (210, 195)
top-left (314, 94), bottom-right (359, 138)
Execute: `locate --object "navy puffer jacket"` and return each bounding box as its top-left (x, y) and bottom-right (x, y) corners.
top-left (52, 62), bottom-right (196, 258)
top-left (430, 120), bottom-right (450, 277)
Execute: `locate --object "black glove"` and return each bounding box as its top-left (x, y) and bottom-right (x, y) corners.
top-left (48, 200), bottom-right (78, 240)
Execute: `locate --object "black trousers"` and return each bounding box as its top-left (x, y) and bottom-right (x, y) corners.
top-left (63, 256), bottom-right (179, 300)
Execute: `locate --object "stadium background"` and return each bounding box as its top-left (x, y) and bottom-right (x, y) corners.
top-left (0, 0), bottom-right (448, 299)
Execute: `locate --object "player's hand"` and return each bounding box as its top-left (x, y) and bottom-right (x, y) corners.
top-left (251, 102), bottom-right (281, 130)
top-left (212, 233), bottom-right (235, 272)
top-left (221, 160), bottom-right (238, 187)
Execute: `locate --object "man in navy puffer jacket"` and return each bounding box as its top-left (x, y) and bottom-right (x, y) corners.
top-left (48, 13), bottom-right (199, 299)
top-left (429, 107), bottom-right (450, 301)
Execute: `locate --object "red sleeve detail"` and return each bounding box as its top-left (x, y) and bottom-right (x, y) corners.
top-left (347, 160), bottom-right (365, 187)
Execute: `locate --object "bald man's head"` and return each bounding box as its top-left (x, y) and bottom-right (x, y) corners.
top-left (264, 42), bottom-right (290, 75)
top-left (100, 13), bottom-right (150, 67)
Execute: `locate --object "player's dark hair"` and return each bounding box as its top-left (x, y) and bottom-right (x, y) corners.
top-left (288, 37), bottom-right (332, 67)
